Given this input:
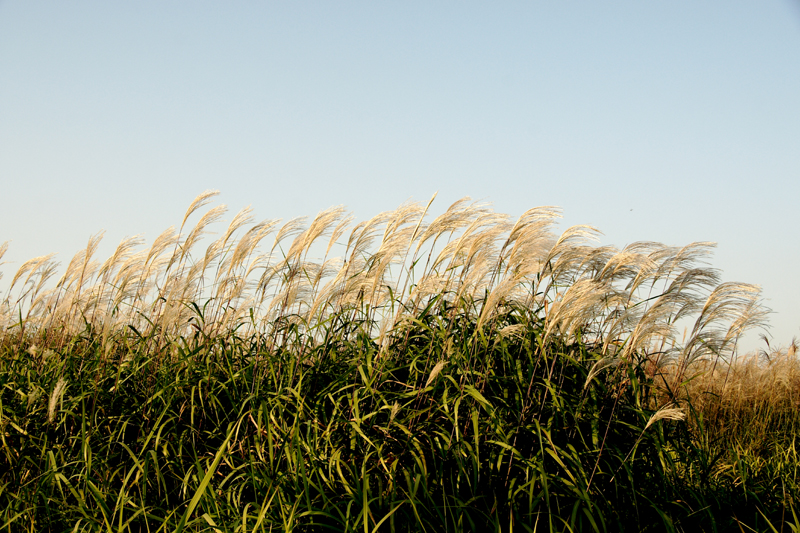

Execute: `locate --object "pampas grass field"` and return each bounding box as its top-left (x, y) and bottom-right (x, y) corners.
top-left (0, 190), bottom-right (796, 531)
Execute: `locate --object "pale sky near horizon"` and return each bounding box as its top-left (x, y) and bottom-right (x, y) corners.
top-left (1, 1), bottom-right (799, 353)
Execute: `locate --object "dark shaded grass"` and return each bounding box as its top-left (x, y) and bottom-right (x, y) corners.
top-left (0, 297), bottom-right (796, 532)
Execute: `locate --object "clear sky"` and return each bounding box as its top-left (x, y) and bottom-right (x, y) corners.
top-left (1, 1), bottom-right (799, 353)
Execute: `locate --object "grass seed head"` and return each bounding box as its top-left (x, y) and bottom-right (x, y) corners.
top-left (48, 378), bottom-right (67, 424)
top-left (425, 361), bottom-right (447, 389)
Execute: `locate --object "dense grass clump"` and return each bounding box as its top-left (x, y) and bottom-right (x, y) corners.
top-left (0, 191), bottom-right (796, 531)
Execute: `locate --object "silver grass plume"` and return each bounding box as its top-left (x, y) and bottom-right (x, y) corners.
top-left (180, 190), bottom-right (220, 232)
top-left (179, 204), bottom-right (228, 265)
top-left (584, 356), bottom-right (619, 389)
top-left (48, 377), bottom-right (67, 424)
top-left (9, 254), bottom-right (58, 294)
top-left (425, 361), bottom-right (447, 389)
top-left (644, 403), bottom-right (686, 431)
top-left (0, 240), bottom-right (8, 275)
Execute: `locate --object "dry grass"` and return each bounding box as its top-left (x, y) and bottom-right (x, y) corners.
top-left (658, 339), bottom-right (800, 440)
top-left (0, 191), bottom-right (769, 369)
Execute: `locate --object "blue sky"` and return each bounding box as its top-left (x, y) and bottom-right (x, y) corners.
top-left (1, 1), bottom-right (799, 352)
